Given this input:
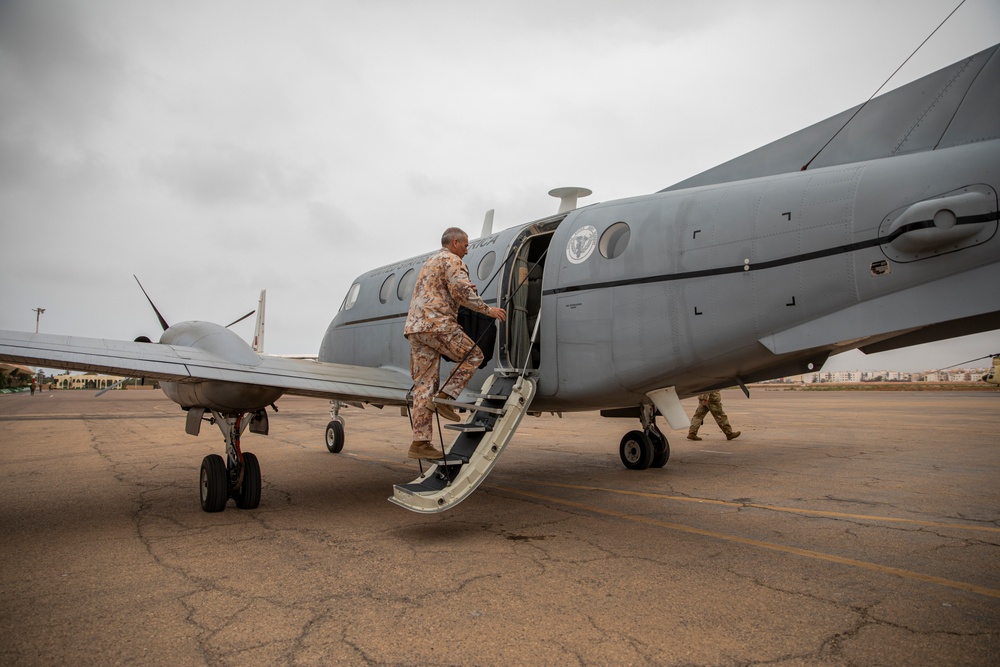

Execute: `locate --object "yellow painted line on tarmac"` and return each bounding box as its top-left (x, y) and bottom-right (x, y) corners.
top-left (528, 481), bottom-right (1000, 534)
top-left (496, 485), bottom-right (1000, 600)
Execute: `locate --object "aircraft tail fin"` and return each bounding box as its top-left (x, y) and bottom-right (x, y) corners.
top-left (252, 289), bottom-right (266, 353)
top-left (661, 43), bottom-right (1000, 191)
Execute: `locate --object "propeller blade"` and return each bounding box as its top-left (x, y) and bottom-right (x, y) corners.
top-left (96, 377), bottom-right (131, 397)
top-left (225, 310), bottom-right (255, 329)
top-left (133, 275), bottom-right (169, 331)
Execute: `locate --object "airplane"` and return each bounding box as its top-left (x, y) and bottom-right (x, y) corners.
top-left (2, 43), bottom-right (998, 513)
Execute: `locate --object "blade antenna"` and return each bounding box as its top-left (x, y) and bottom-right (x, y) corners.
top-left (133, 275), bottom-right (170, 331)
top-left (800, 0), bottom-right (967, 171)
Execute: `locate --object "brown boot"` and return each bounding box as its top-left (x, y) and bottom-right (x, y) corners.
top-left (433, 392), bottom-right (461, 422)
top-left (687, 433), bottom-right (702, 441)
top-left (408, 440), bottom-right (442, 460)
top-left (726, 431), bottom-right (741, 441)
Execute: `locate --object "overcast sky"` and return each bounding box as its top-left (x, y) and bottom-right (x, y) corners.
top-left (1, 0), bottom-right (998, 373)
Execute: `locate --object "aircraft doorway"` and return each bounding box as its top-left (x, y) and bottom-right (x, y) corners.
top-left (500, 219), bottom-right (560, 371)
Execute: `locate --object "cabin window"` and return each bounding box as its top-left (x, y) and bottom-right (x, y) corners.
top-left (600, 222), bottom-right (631, 259)
top-left (397, 268), bottom-right (416, 301)
top-left (341, 282), bottom-right (360, 311)
top-left (477, 251), bottom-right (497, 281)
top-left (379, 273), bottom-right (396, 304)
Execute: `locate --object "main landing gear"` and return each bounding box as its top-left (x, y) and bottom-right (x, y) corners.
top-left (619, 403), bottom-right (670, 470)
top-left (199, 410), bottom-right (264, 512)
top-left (325, 400), bottom-right (346, 453)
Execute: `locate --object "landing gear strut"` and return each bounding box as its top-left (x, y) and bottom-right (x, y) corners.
top-left (619, 403), bottom-right (670, 470)
top-left (199, 410), bottom-right (262, 512)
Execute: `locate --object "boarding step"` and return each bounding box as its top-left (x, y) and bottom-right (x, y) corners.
top-left (390, 374), bottom-right (535, 514)
top-left (468, 392), bottom-right (508, 401)
top-left (433, 396), bottom-right (506, 416)
top-left (428, 455), bottom-right (467, 466)
top-left (444, 422), bottom-right (492, 433)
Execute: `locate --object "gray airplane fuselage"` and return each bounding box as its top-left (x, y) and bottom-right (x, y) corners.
top-left (320, 138), bottom-right (999, 413)
top-left (321, 44), bottom-right (1000, 415)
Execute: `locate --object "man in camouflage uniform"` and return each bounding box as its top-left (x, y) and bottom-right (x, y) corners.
top-left (688, 390), bottom-right (741, 441)
top-left (404, 228), bottom-right (507, 459)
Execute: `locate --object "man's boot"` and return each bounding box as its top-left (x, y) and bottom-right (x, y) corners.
top-left (726, 430), bottom-right (741, 441)
top-left (433, 392), bottom-right (461, 421)
top-left (408, 440), bottom-right (442, 459)
top-left (687, 432), bottom-right (702, 441)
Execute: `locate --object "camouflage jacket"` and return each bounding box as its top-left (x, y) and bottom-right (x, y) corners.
top-left (404, 248), bottom-right (490, 335)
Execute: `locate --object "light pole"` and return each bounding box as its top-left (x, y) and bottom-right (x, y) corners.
top-left (32, 307), bottom-right (45, 333)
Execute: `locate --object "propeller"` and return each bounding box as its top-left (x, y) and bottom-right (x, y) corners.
top-left (134, 275), bottom-right (169, 332)
top-left (99, 277), bottom-right (258, 397)
top-left (225, 310), bottom-right (256, 329)
top-left (925, 353), bottom-right (1000, 375)
top-left (132, 274), bottom-right (255, 339)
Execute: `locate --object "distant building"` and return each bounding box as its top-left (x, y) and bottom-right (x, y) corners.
top-left (54, 372), bottom-right (131, 390)
top-left (759, 367), bottom-right (989, 384)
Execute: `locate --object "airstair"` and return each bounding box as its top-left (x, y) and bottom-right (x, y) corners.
top-left (389, 373), bottom-right (536, 513)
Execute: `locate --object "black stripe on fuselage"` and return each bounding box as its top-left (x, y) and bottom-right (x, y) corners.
top-left (543, 211), bottom-right (997, 297)
top-left (336, 298), bottom-right (498, 328)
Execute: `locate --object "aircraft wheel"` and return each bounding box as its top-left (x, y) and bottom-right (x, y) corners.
top-left (619, 430), bottom-right (654, 470)
top-left (325, 420), bottom-right (345, 453)
top-left (649, 429), bottom-right (670, 468)
top-left (200, 454), bottom-right (228, 512)
top-left (234, 452), bottom-right (261, 510)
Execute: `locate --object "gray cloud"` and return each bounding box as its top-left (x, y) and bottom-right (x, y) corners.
top-left (144, 142), bottom-right (320, 205)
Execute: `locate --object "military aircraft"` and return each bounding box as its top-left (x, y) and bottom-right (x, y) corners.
top-left (2, 43), bottom-right (998, 513)
top-left (983, 356), bottom-right (1000, 386)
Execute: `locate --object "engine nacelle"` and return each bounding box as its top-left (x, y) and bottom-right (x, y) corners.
top-left (156, 321), bottom-right (284, 413)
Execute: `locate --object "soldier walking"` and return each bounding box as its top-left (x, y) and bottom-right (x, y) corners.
top-left (688, 391), bottom-right (741, 441)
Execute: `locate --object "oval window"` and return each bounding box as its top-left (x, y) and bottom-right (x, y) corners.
top-left (600, 222), bottom-right (631, 259)
top-left (341, 282), bottom-right (360, 311)
top-left (379, 273), bottom-right (396, 304)
top-left (397, 268), bottom-right (416, 301)
top-left (477, 251), bottom-right (497, 281)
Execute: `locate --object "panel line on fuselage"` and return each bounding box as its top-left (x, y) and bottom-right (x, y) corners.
top-left (544, 209), bottom-right (999, 297)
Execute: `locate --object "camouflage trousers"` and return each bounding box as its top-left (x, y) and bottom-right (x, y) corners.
top-left (688, 391), bottom-right (734, 436)
top-left (406, 330), bottom-right (484, 442)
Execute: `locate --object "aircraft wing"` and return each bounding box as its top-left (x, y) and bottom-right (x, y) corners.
top-left (760, 263), bottom-right (1000, 357)
top-left (0, 329), bottom-right (411, 405)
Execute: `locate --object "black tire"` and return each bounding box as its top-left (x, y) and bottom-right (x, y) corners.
top-left (325, 420), bottom-right (345, 453)
top-left (649, 428), bottom-right (670, 468)
top-left (200, 454), bottom-right (228, 512)
top-left (619, 430), bottom-right (654, 470)
top-left (234, 452), bottom-right (261, 510)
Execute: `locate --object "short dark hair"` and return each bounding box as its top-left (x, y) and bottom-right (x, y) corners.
top-left (441, 227), bottom-right (468, 247)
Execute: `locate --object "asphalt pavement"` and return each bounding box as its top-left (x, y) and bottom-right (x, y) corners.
top-left (1, 388), bottom-right (997, 665)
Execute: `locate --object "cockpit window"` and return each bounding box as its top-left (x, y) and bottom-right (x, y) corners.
top-left (600, 222), bottom-right (631, 259)
top-left (379, 274), bottom-right (396, 304)
top-left (397, 268), bottom-right (416, 301)
top-left (341, 282), bottom-right (361, 311)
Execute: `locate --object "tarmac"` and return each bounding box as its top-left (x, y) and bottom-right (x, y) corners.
top-left (1, 387), bottom-right (997, 666)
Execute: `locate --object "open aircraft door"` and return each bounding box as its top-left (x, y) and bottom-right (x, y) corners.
top-left (497, 216), bottom-right (564, 377)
